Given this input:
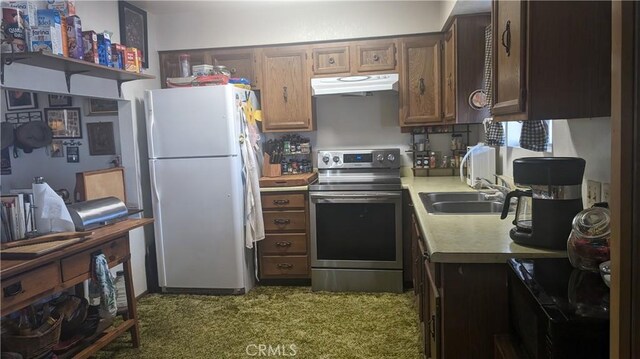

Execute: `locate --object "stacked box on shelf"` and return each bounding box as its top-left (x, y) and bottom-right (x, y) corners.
top-left (65, 14), bottom-right (82, 59)
top-left (46, 0), bottom-right (74, 16)
top-left (81, 30), bottom-right (98, 63)
top-left (34, 9), bottom-right (63, 55)
top-left (1, 7), bottom-right (27, 53)
top-left (96, 32), bottom-right (112, 67)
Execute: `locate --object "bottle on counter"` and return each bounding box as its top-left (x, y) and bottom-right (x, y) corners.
top-left (429, 152), bottom-right (437, 169)
top-left (179, 54), bottom-right (191, 77)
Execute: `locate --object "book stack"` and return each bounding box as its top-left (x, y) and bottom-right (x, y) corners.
top-left (1, 193), bottom-right (34, 243)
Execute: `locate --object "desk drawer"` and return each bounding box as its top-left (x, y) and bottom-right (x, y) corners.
top-left (261, 256), bottom-right (309, 277)
top-left (261, 194), bottom-right (306, 210)
top-left (260, 233), bottom-right (307, 255)
top-left (264, 211), bottom-right (306, 232)
top-left (61, 237), bottom-right (128, 282)
top-left (2, 263), bottom-right (60, 310)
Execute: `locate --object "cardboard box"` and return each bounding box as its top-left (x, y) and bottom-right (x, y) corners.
top-left (30, 25), bottom-right (62, 54)
top-left (124, 47), bottom-right (138, 73)
top-left (46, 0), bottom-right (74, 16)
top-left (1, 7), bottom-right (27, 53)
top-left (3, 0), bottom-right (41, 28)
top-left (35, 8), bottom-right (62, 55)
top-left (111, 43), bottom-right (125, 69)
top-left (96, 32), bottom-right (111, 67)
top-left (192, 64), bottom-right (214, 76)
top-left (65, 14), bottom-right (81, 59)
top-left (81, 30), bottom-right (97, 63)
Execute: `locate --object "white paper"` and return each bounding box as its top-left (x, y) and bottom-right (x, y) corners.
top-left (33, 182), bottom-right (75, 233)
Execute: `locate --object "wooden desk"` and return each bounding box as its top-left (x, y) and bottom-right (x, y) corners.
top-left (0, 218), bottom-right (153, 358)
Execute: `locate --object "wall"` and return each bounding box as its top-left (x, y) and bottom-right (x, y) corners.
top-left (150, 1), bottom-right (444, 50)
top-left (500, 117), bottom-right (612, 206)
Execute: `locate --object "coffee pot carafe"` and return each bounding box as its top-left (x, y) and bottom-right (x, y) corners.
top-left (500, 157), bottom-right (586, 249)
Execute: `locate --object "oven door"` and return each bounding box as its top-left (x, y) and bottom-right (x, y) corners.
top-left (310, 191), bottom-right (402, 270)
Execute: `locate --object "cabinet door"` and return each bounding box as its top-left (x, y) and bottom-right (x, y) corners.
top-left (354, 40), bottom-right (397, 73)
top-left (400, 36), bottom-right (442, 126)
top-left (210, 49), bottom-right (256, 88)
top-left (312, 45), bottom-right (350, 75)
top-left (424, 258), bottom-right (441, 359)
top-left (492, 0), bottom-right (526, 115)
top-left (261, 46), bottom-right (313, 132)
top-left (443, 23), bottom-right (456, 122)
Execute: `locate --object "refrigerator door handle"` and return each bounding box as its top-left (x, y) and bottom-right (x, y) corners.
top-left (146, 91), bottom-right (156, 158)
top-left (149, 160), bottom-right (166, 285)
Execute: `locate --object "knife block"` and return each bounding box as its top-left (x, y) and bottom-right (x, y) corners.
top-left (262, 153), bottom-right (282, 177)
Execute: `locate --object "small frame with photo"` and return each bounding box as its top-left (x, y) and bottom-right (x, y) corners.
top-left (5, 90), bottom-right (38, 111)
top-left (48, 94), bottom-right (73, 107)
top-left (45, 108), bottom-right (82, 139)
top-left (66, 146), bottom-right (79, 163)
top-left (50, 140), bottom-right (64, 158)
top-left (87, 98), bottom-right (118, 116)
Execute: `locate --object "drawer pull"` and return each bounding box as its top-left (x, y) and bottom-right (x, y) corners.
top-left (275, 241), bottom-right (292, 247)
top-left (373, 54), bottom-right (380, 62)
top-left (3, 282), bottom-right (23, 297)
top-left (277, 263), bottom-right (293, 269)
top-left (273, 219), bottom-right (291, 225)
top-left (273, 199), bottom-right (290, 205)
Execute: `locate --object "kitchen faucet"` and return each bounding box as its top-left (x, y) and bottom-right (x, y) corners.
top-left (474, 176), bottom-right (513, 201)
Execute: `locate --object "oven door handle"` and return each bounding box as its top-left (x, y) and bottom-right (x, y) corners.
top-left (310, 192), bottom-right (401, 201)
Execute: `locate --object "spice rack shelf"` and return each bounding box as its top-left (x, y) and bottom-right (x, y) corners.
top-left (410, 124), bottom-right (473, 177)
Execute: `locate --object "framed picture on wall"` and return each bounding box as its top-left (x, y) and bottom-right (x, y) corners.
top-left (50, 140), bottom-right (64, 158)
top-left (87, 98), bottom-right (118, 116)
top-left (48, 94), bottom-right (72, 107)
top-left (45, 108), bottom-right (82, 139)
top-left (87, 122), bottom-right (116, 156)
top-left (66, 146), bottom-right (79, 163)
top-left (5, 91), bottom-right (38, 111)
top-left (119, 1), bottom-right (148, 68)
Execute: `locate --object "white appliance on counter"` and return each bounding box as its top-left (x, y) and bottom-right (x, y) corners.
top-left (460, 143), bottom-right (496, 187)
top-left (145, 85), bottom-right (258, 294)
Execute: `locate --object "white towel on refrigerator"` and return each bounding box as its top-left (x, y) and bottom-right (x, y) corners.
top-left (239, 108), bottom-right (265, 249)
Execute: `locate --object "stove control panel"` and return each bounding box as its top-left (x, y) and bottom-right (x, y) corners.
top-left (317, 149), bottom-right (401, 169)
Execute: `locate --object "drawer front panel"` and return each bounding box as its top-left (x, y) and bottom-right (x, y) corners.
top-left (61, 237), bottom-right (129, 282)
top-left (259, 233), bottom-right (307, 255)
top-left (261, 194), bottom-right (306, 210)
top-left (2, 263), bottom-right (60, 310)
top-left (261, 255), bottom-right (309, 277)
top-left (263, 211), bottom-right (306, 232)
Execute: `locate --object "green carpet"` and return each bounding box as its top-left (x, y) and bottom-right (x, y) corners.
top-left (97, 286), bottom-right (422, 359)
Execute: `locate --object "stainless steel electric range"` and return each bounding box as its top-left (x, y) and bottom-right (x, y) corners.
top-left (309, 148), bottom-right (403, 293)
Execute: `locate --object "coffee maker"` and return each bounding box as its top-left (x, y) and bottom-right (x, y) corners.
top-left (500, 157), bottom-right (586, 249)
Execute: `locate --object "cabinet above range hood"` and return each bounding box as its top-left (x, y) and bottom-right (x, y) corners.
top-left (311, 74), bottom-right (399, 96)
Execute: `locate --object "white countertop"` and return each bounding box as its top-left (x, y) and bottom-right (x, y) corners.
top-left (402, 176), bottom-right (567, 263)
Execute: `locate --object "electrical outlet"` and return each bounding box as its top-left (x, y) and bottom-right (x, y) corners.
top-left (601, 183), bottom-right (610, 203)
top-left (587, 180), bottom-right (601, 207)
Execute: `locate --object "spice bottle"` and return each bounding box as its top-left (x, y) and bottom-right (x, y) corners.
top-left (179, 54), bottom-right (191, 77)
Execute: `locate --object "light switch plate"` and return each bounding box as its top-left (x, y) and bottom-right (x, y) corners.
top-left (601, 183), bottom-right (610, 203)
top-left (587, 180), bottom-right (601, 207)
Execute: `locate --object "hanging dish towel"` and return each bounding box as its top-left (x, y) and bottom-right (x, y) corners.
top-left (483, 117), bottom-right (505, 146)
top-left (520, 121), bottom-right (549, 152)
top-left (89, 253), bottom-right (118, 317)
top-left (483, 25), bottom-right (493, 111)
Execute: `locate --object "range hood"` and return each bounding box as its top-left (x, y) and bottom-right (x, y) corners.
top-left (311, 73), bottom-right (399, 96)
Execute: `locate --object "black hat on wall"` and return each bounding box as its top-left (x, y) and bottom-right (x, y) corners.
top-left (15, 121), bottom-right (53, 153)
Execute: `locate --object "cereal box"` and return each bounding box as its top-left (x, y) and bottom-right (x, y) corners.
top-left (1, 7), bottom-right (27, 53)
top-left (36, 9), bottom-right (62, 54)
top-left (65, 14), bottom-right (81, 59)
top-left (81, 30), bottom-right (98, 63)
top-left (96, 32), bottom-right (111, 67)
top-left (46, 0), bottom-right (74, 16)
top-left (30, 25), bottom-right (62, 54)
top-left (3, 0), bottom-right (41, 28)
top-left (111, 43), bottom-right (125, 69)
top-left (124, 47), bottom-right (138, 73)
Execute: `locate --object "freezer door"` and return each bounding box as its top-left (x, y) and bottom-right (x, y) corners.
top-left (149, 157), bottom-right (248, 290)
top-left (145, 86), bottom-right (240, 158)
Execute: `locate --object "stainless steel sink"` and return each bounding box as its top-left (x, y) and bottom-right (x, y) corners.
top-left (419, 191), bottom-right (508, 215)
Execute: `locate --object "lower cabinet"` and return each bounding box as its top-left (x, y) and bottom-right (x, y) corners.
top-left (412, 210), bottom-right (508, 359)
top-left (258, 191), bottom-right (310, 279)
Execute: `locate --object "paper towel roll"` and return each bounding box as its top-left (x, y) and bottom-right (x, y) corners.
top-left (33, 182), bottom-right (75, 234)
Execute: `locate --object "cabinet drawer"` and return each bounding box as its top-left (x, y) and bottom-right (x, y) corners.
top-left (355, 41), bottom-right (397, 73)
top-left (312, 46), bottom-right (350, 75)
top-left (261, 193), bottom-right (305, 209)
top-left (263, 211), bottom-right (306, 232)
top-left (2, 263), bottom-right (60, 311)
top-left (260, 255), bottom-right (309, 277)
top-left (61, 237), bottom-right (129, 282)
top-left (259, 233), bottom-right (307, 255)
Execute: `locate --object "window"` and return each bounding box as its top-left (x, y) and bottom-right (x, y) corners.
top-left (503, 120), bottom-right (553, 151)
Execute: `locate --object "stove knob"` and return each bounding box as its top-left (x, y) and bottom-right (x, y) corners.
top-left (387, 153), bottom-right (396, 162)
top-left (322, 154), bottom-right (330, 163)
top-left (376, 154), bottom-right (384, 162)
top-left (333, 156), bottom-right (340, 163)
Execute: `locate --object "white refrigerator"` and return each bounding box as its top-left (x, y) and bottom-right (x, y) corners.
top-left (145, 85), bottom-right (256, 294)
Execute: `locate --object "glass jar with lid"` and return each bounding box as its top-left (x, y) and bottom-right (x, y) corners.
top-left (567, 206), bottom-right (611, 272)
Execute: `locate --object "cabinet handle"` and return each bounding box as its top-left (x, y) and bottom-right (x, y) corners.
top-left (230, 67), bottom-right (237, 74)
top-left (273, 199), bottom-right (290, 205)
top-left (447, 74), bottom-right (452, 89)
top-left (275, 241), bottom-right (292, 247)
top-left (277, 263), bottom-right (293, 269)
top-left (501, 20), bottom-right (511, 57)
top-left (3, 282), bottom-right (23, 297)
top-left (328, 57), bottom-right (335, 64)
top-left (273, 219), bottom-right (291, 225)
top-left (419, 78), bottom-right (425, 95)
top-left (373, 54), bottom-right (380, 62)
top-left (430, 314), bottom-right (436, 338)
top-left (283, 86), bottom-right (288, 103)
